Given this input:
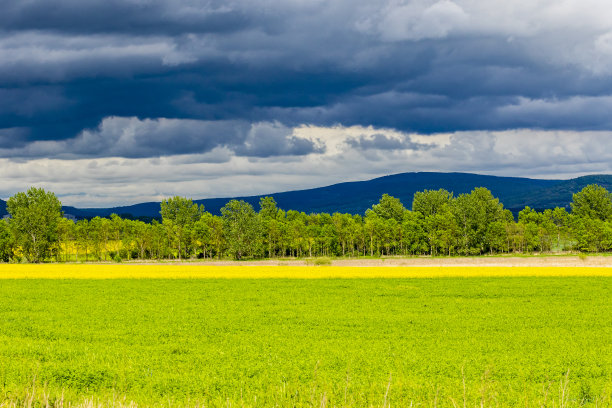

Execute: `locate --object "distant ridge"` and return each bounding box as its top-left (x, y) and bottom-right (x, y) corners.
top-left (3, 172), bottom-right (612, 219)
top-left (503, 175), bottom-right (612, 209)
top-left (53, 172), bottom-right (563, 218)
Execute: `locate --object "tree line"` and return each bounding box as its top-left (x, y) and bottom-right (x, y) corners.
top-left (1, 184), bottom-right (612, 263)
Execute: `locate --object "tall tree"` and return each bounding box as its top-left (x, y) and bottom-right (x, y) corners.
top-left (208, 215), bottom-right (225, 259)
top-left (453, 188), bottom-right (505, 254)
top-left (364, 210), bottom-right (381, 256)
top-left (75, 219), bottom-right (91, 261)
top-left (571, 184), bottom-right (612, 221)
top-left (551, 207), bottom-right (571, 250)
top-left (412, 189), bottom-right (454, 255)
top-left (57, 217), bottom-right (75, 262)
top-left (221, 200), bottom-right (261, 260)
top-left (132, 220), bottom-right (153, 259)
top-left (518, 207), bottom-right (541, 252)
top-left (371, 194), bottom-right (406, 222)
top-left (160, 197), bottom-right (203, 260)
top-left (150, 220), bottom-right (169, 260)
top-left (0, 219), bottom-right (14, 262)
top-left (109, 214), bottom-right (124, 257)
top-left (401, 212), bottom-right (427, 255)
top-left (89, 217), bottom-right (105, 261)
top-left (192, 213), bottom-right (212, 258)
top-left (412, 189), bottom-right (453, 217)
top-left (7, 187), bottom-right (63, 262)
top-left (259, 197), bottom-right (280, 258)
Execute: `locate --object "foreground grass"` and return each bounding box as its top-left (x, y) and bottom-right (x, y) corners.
top-left (1, 264), bottom-right (612, 279)
top-left (0, 276), bottom-right (611, 406)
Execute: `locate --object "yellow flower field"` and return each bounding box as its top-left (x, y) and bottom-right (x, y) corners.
top-left (1, 264), bottom-right (612, 279)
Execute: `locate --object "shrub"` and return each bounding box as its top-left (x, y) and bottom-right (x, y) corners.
top-left (307, 257), bottom-right (332, 266)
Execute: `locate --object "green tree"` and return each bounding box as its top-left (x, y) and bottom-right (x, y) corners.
top-left (332, 213), bottom-right (350, 256)
top-left (75, 219), bottom-right (91, 261)
top-left (56, 217), bottom-right (75, 262)
top-left (571, 217), bottom-right (612, 252)
top-left (0, 219), bottom-right (14, 262)
top-left (160, 197), bottom-right (203, 260)
top-left (306, 214), bottom-right (321, 257)
top-left (259, 196), bottom-right (279, 220)
top-left (380, 218), bottom-right (399, 255)
top-left (371, 194), bottom-right (406, 222)
top-left (551, 207), bottom-right (571, 251)
top-left (7, 187), bottom-right (63, 262)
top-left (259, 197), bottom-right (281, 257)
top-left (221, 200), bottom-right (262, 260)
top-left (518, 207), bottom-right (541, 252)
top-left (208, 215), bottom-right (225, 259)
top-left (288, 214), bottom-right (307, 257)
top-left (453, 188), bottom-right (505, 254)
top-left (424, 209), bottom-right (457, 256)
top-left (192, 213), bottom-right (212, 258)
top-left (401, 211), bottom-right (427, 255)
top-left (364, 211), bottom-right (380, 256)
top-left (109, 214), bottom-right (124, 257)
top-left (412, 189), bottom-right (453, 216)
top-left (132, 220), bottom-right (153, 259)
top-left (571, 184), bottom-right (612, 221)
top-left (412, 189), bottom-right (454, 255)
top-left (89, 217), bottom-right (105, 260)
top-left (150, 220), bottom-right (169, 260)
top-left (537, 210), bottom-right (557, 252)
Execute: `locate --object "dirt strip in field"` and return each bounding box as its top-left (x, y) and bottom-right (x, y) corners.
top-left (141, 255), bottom-right (612, 267)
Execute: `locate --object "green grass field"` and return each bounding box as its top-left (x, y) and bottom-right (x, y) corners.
top-left (0, 277), bottom-right (611, 407)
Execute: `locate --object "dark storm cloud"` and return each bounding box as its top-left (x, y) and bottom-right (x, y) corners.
top-left (0, 117), bottom-right (322, 159)
top-left (0, 0), bottom-right (256, 35)
top-left (232, 122), bottom-right (324, 158)
top-left (2, 0), bottom-right (612, 158)
top-left (0, 127), bottom-right (29, 149)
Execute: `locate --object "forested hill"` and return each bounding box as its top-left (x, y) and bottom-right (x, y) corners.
top-left (57, 172), bottom-right (563, 218)
top-left (503, 175), bottom-right (612, 209)
top-left (187, 172), bottom-right (561, 216)
top-left (3, 172), bottom-right (612, 219)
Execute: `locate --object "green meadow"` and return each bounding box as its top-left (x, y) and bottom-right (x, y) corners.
top-left (0, 277), bottom-right (611, 407)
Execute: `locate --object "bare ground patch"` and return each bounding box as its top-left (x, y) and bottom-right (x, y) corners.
top-left (129, 255), bottom-right (612, 267)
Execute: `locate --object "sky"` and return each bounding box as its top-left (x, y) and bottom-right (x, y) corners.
top-left (3, 0), bottom-right (612, 206)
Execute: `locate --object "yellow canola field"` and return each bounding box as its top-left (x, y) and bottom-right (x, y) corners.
top-left (1, 264), bottom-right (612, 279)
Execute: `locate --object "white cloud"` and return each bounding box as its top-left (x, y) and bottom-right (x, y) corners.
top-left (0, 32), bottom-right (196, 82)
top-left (2, 125), bottom-right (612, 206)
top-left (354, 0), bottom-right (612, 74)
top-left (378, 0), bottom-right (468, 41)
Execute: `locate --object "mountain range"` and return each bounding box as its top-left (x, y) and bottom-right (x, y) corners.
top-left (2, 172), bottom-right (612, 220)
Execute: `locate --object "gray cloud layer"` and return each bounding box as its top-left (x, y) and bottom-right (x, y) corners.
top-left (2, 1), bottom-right (612, 203)
top-left (3, 126), bottom-right (612, 207)
top-left (0, 117), bottom-right (323, 159)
